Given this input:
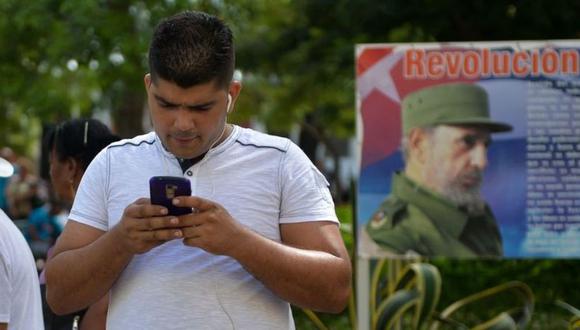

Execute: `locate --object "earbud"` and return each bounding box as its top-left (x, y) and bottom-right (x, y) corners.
top-left (226, 94), bottom-right (233, 113)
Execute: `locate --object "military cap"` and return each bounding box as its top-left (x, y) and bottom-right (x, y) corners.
top-left (402, 82), bottom-right (513, 135)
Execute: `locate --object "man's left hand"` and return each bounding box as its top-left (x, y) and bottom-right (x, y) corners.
top-left (172, 196), bottom-right (248, 255)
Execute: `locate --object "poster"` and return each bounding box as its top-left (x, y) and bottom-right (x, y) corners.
top-left (356, 41), bottom-right (580, 258)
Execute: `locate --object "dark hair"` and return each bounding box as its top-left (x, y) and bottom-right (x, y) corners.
top-left (46, 118), bottom-right (120, 170)
top-left (148, 11), bottom-right (235, 89)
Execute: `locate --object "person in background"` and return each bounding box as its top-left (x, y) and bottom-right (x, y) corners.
top-left (26, 194), bottom-right (63, 246)
top-left (0, 209), bottom-right (44, 330)
top-left (42, 118), bottom-right (120, 330)
top-left (5, 157), bottom-right (43, 221)
top-left (46, 11), bottom-right (351, 329)
top-left (26, 183), bottom-right (60, 259)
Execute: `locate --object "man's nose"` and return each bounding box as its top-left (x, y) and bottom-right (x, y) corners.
top-left (470, 143), bottom-right (488, 170)
top-left (174, 108), bottom-right (195, 131)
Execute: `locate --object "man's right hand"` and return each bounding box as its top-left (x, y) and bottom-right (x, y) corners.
top-left (111, 198), bottom-right (185, 255)
top-left (46, 197), bottom-right (186, 314)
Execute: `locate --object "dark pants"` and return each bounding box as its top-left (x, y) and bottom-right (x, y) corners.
top-left (40, 284), bottom-right (86, 330)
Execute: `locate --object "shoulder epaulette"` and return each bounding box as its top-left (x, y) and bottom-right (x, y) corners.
top-left (368, 196), bottom-right (407, 229)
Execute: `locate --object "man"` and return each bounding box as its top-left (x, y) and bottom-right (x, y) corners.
top-left (45, 11), bottom-right (351, 329)
top-left (0, 209), bottom-right (44, 330)
top-left (365, 82), bottom-right (512, 257)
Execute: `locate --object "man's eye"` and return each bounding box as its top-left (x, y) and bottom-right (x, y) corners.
top-left (460, 135), bottom-right (491, 149)
top-left (186, 105), bottom-right (212, 112)
top-left (461, 136), bottom-right (477, 148)
top-left (159, 102), bottom-right (176, 109)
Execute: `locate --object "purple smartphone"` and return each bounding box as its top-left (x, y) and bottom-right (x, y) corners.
top-left (149, 176), bottom-right (193, 216)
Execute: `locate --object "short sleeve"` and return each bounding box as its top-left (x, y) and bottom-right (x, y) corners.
top-left (0, 250), bottom-right (12, 323)
top-left (69, 148), bottom-right (110, 231)
top-left (279, 142), bottom-right (338, 224)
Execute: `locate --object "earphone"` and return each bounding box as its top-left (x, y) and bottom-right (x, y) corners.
top-left (226, 94), bottom-right (232, 113)
top-left (206, 94), bottom-right (232, 151)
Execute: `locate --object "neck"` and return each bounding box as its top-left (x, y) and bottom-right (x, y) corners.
top-left (177, 124), bottom-right (233, 168)
top-left (212, 123), bottom-right (232, 148)
top-left (404, 162), bottom-right (423, 187)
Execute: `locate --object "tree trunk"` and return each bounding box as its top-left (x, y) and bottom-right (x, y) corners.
top-left (299, 119), bottom-right (346, 204)
top-left (111, 90), bottom-right (145, 138)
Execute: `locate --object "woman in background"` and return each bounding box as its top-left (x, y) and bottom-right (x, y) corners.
top-left (43, 118), bottom-right (120, 330)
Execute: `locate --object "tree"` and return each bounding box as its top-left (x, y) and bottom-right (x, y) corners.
top-left (2, 0), bottom-right (579, 174)
top-left (1, 0), bottom-right (228, 154)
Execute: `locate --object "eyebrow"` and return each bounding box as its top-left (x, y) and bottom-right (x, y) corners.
top-left (460, 133), bottom-right (492, 145)
top-left (153, 94), bottom-right (217, 110)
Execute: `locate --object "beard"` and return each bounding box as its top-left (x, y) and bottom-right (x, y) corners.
top-left (440, 170), bottom-right (486, 215)
top-left (425, 167), bottom-right (487, 216)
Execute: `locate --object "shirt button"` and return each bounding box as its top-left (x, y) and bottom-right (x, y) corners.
top-left (186, 171), bottom-right (193, 176)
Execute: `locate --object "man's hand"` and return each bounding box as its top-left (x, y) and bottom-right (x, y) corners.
top-left (172, 196), bottom-right (247, 256)
top-left (172, 197), bottom-right (351, 313)
top-left (110, 198), bottom-right (186, 255)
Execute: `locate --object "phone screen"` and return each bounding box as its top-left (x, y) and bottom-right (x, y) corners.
top-left (149, 176), bottom-right (193, 216)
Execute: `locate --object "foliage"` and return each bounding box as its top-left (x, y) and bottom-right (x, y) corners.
top-left (432, 281), bottom-right (534, 329)
top-left (336, 203), bottom-right (354, 253)
top-left (5, 0), bottom-right (580, 156)
top-left (371, 260), bottom-right (441, 329)
top-left (429, 259), bottom-right (580, 317)
top-left (292, 203), bottom-right (355, 330)
top-left (295, 202), bottom-right (579, 329)
top-left (554, 301), bottom-right (580, 330)
top-left (369, 260), bottom-right (534, 329)
top-left (571, 316), bottom-right (580, 330)
top-left (1, 0), bottom-right (244, 152)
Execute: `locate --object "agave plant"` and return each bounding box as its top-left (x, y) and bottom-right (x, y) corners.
top-left (371, 260), bottom-right (441, 329)
top-left (430, 281), bottom-right (534, 329)
top-left (299, 258), bottom-right (579, 329)
top-left (370, 260), bottom-right (534, 330)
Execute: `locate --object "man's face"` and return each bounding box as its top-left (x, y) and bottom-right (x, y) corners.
top-left (421, 125), bottom-right (491, 213)
top-left (145, 75), bottom-right (239, 159)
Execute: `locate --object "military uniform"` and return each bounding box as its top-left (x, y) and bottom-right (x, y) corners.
top-left (365, 172), bottom-right (503, 257)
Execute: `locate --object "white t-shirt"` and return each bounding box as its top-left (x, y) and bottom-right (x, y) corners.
top-left (70, 125), bottom-right (338, 330)
top-left (0, 210), bottom-right (44, 330)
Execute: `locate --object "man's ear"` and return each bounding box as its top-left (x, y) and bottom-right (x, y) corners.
top-left (144, 73), bottom-right (152, 92)
top-left (226, 80), bottom-right (242, 114)
top-left (408, 128), bottom-right (430, 164)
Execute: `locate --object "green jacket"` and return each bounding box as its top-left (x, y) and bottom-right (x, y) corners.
top-left (366, 172), bottom-right (503, 258)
